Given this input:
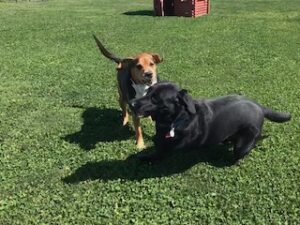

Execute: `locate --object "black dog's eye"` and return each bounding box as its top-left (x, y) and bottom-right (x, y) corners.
top-left (173, 98), bottom-right (180, 105)
top-left (165, 98), bottom-right (179, 105)
top-left (151, 95), bottom-right (159, 104)
top-left (147, 86), bottom-right (153, 92)
top-left (136, 64), bottom-right (142, 70)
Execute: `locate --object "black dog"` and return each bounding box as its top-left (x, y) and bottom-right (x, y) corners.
top-left (129, 82), bottom-right (291, 164)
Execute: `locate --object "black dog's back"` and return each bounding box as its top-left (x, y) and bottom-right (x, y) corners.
top-left (204, 96), bottom-right (262, 144)
top-left (204, 95), bottom-right (291, 144)
top-left (206, 95), bottom-right (291, 124)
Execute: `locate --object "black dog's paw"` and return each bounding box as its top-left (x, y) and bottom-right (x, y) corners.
top-left (137, 153), bottom-right (158, 163)
top-left (125, 153), bottom-right (153, 166)
top-left (128, 151), bottom-right (164, 164)
top-left (234, 159), bottom-right (242, 166)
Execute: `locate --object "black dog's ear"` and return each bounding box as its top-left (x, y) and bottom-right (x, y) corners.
top-left (178, 89), bottom-right (196, 114)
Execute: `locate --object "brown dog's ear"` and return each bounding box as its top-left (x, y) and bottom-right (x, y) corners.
top-left (116, 58), bottom-right (133, 70)
top-left (178, 89), bottom-right (196, 114)
top-left (152, 54), bottom-right (163, 64)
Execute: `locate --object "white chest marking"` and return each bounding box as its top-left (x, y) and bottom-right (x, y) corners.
top-left (131, 80), bottom-right (157, 99)
top-left (132, 83), bottom-right (150, 99)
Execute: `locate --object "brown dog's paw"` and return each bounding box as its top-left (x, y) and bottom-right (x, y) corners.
top-left (136, 141), bottom-right (146, 150)
top-left (122, 117), bottom-right (129, 126)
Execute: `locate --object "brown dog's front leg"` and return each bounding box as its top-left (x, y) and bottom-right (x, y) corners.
top-left (133, 115), bottom-right (145, 149)
top-left (120, 99), bottom-right (129, 126)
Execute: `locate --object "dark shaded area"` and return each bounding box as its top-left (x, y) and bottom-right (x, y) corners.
top-left (63, 107), bottom-right (135, 151)
top-left (123, 10), bottom-right (154, 16)
top-left (63, 145), bottom-right (237, 183)
top-left (163, 0), bottom-right (174, 16)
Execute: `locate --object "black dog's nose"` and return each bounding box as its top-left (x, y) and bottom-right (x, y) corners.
top-left (144, 72), bottom-right (153, 79)
top-left (129, 100), bottom-right (137, 108)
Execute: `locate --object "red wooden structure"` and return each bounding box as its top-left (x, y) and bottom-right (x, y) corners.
top-left (153, 0), bottom-right (174, 16)
top-left (154, 0), bottom-right (210, 17)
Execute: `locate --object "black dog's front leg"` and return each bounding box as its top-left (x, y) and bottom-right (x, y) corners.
top-left (136, 144), bottom-right (172, 163)
top-left (135, 150), bottom-right (167, 163)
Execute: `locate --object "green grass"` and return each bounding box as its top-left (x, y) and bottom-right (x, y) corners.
top-left (0, 0), bottom-right (299, 224)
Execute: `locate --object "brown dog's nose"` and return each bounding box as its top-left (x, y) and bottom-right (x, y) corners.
top-left (144, 72), bottom-right (153, 79)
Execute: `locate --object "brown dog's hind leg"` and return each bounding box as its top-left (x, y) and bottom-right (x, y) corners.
top-left (133, 115), bottom-right (145, 149)
top-left (118, 88), bottom-right (129, 126)
top-left (120, 99), bottom-right (129, 126)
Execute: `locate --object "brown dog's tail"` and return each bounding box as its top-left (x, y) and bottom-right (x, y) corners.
top-left (93, 35), bottom-right (122, 64)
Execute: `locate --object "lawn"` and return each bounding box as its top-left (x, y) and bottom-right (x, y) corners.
top-left (0, 0), bottom-right (299, 224)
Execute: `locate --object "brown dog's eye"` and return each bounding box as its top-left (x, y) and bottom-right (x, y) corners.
top-left (150, 62), bottom-right (154, 66)
top-left (136, 64), bottom-right (142, 70)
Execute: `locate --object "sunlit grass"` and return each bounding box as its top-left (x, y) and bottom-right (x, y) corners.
top-left (0, 0), bottom-right (299, 224)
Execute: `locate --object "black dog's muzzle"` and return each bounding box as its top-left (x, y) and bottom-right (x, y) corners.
top-left (129, 99), bottom-right (138, 111)
top-left (129, 99), bottom-right (144, 117)
top-left (129, 98), bottom-right (155, 118)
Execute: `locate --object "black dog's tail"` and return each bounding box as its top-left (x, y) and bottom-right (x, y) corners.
top-left (93, 35), bottom-right (122, 64)
top-left (262, 107), bottom-right (291, 123)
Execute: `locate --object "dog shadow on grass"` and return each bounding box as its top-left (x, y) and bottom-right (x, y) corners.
top-left (123, 10), bottom-right (154, 16)
top-left (63, 107), bottom-right (135, 151)
top-left (63, 145), bottom-right (236, 183)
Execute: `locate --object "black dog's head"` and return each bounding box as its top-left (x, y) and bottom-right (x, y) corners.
top-left (129, 82), bottom-right (196, 123)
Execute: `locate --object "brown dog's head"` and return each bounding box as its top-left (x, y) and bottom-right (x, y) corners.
top-left (127, 53), bottom-right (162, 85)
top-left (93, 35), bottom-right (162, 85)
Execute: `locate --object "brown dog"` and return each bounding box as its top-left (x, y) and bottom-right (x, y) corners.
top-left (93, 35), bottom-right (162, 149)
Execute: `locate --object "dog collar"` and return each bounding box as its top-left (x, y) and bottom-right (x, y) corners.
top-left (165, 127), bottom-right (175, 139)
top-left (164, 115), bottom-right (189, 139)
